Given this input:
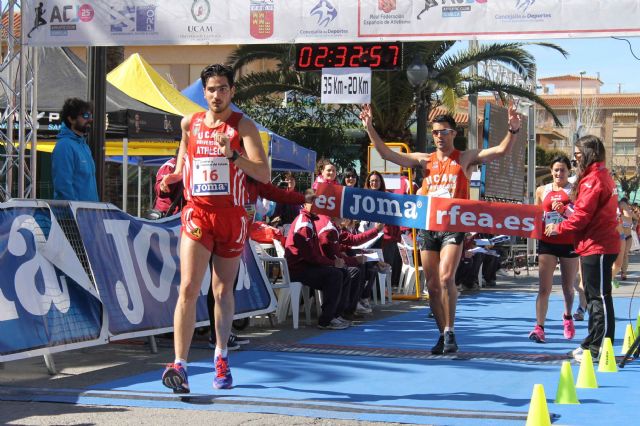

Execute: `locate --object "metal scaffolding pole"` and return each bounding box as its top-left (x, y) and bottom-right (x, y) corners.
top-left (1, 0), bottom-right (37, 201)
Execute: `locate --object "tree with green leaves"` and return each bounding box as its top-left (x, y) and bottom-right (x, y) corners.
top-left (226, 41), bottom-right (566, 161)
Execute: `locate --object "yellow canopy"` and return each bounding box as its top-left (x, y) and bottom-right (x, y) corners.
top-left (17, 140), bottom-right (179, 156)
top-left (107, 53), bottom-right (205, 117)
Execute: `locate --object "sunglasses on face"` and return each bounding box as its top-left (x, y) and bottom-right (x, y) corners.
top-left (432, 129), bottom-right (454, 136)
top-left (345, 175), bottom-right (356, 179)
top-left (81, 112), bottom-right (93, 119)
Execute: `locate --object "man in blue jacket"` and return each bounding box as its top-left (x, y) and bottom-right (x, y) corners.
top-left (51, 98), bottom-right (98, 201)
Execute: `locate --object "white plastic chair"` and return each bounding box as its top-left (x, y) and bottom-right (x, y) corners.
top-left (370, 248), bottom-right (390, 305)
top-left (398, 241), bottom-right (424, 296)
top-left (272, 239), bottom-right (323, 318)
top-left (251, 240), bottom-right (310, 329)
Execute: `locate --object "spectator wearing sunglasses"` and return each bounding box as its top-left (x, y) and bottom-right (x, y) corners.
top-left (52, 98), bottom-right (98, 201)
top-left (341, 166), bottom-right (360, 187)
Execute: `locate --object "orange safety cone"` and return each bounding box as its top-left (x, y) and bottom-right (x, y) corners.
top-left (598, 337), bottom-right (618, 373)
top-left (554, 361), bottom-right (580, 404)
top-left (576, 350), bottom-right (598, 389)
top-left (525, 384), bottom-right (551, 426)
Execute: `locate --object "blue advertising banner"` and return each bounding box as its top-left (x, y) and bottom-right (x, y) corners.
top-left (0, 201), bottom-right (106, 362)
top-left (312, 183), bottom-right (430, 229)
top-left (0, 200), bottom-right (276, 361)
top-left (73, 203), bottom-right (276, 340)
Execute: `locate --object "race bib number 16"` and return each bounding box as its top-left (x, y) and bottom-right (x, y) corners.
top-left (192, 157), bottom-right (230, 195)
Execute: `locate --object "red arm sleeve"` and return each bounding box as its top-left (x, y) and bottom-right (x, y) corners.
top-left (338, 227), bottom-right (380, 246)
top-left (257, 182), bottom-right (305, 204)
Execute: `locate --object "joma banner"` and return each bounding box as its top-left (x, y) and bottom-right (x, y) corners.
top-left (0, 200), bottom-right (276, 361)
top-left (312, 184), bottom-right (544, 238)
top-left (312, 183), bottom-right (430, 229)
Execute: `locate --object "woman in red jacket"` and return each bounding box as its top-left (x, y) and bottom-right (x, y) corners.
top-left (545, 135), bottom-right (619, 362)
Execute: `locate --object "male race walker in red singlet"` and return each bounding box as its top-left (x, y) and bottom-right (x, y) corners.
top-left (159, 64), bottom-right (270, 392)
top-left (360, 104), bottom-right (521, 354)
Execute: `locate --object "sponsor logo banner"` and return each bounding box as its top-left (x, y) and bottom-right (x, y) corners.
top-left (21, 1), bottom-right (640, 47)
top-left (0, 200), bottom-right (275, 361)
top-left (74, 204), bottom-right (276, 338)
top-left (428, 197), bottom-right (543, 239)
top-left (312, 184), bottom-right (430, 229)
top-left (313, 184), bottom-right (544, 238)
top-left (0, 201), bottom-right (106, 361)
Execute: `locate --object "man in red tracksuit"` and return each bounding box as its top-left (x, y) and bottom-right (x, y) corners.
top-left (285, 189), bottom-right (350, 330)
top-left (317, 215), bottom-right (383, 318)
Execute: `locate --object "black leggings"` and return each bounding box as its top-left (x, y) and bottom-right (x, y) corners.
top-left (580, 253), bottom-right (617, 357)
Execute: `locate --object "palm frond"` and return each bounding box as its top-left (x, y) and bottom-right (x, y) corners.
top-left (226, 44), bottom-right (295, 72)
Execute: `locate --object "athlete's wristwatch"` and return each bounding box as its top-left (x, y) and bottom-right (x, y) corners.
top-left (228, 150), bottom-right (241, 162)
top-left (508, 127), bottom-right (520, 134)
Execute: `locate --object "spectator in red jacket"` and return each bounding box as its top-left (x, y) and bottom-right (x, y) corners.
top-left (545, 135), bottom-right (619, 362)
top-left (317, 215), bottom-right (385, 317)
top-left (154, 150), bottom-right (184, 216)
top-left (360, 171), bottom-right (402, 288)
top-left (285, 190), bottom-right (350, 330)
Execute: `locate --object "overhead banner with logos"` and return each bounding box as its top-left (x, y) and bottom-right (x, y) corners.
top-left (312, 183), bottom-right (544, 238)
top-left (22, 0), bottom-right (640, 47)
top-left (0, 200), bottom-right (276, 362)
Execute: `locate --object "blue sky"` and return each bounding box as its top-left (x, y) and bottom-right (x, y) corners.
top-left (524, 37), bottom-right (640, 94)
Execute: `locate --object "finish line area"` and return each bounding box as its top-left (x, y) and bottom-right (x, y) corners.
top-left (1, 280), bottom-right (638, 426)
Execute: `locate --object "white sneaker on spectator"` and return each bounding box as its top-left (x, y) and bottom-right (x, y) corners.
top-left (336, 316), bottom-right (352, 325)
top-left (317, 318), bottom-right (350, 330)
top-left (355, 302), bottom-right (372, 315)
top-left (359, 298), bottom-right (372, 310)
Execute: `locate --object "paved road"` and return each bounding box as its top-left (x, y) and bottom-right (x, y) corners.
top-left (1, 254), bottom-right (638, 425)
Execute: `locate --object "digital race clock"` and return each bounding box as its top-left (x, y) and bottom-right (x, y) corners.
top-left (295, 42), bottom-right (402, 71)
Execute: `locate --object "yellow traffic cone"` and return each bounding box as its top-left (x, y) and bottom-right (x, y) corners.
top-left (526, 384), bottom-right (551, 426)
top-left (621, 324), bottom-right (636, 355)
top-left (635, 313), bottom-right (640, 342)
top-left (598, 337), bottom-right (618, 373)
top-left (576, 350), bottom-right (598, 389)
top-left (554, 361), bottom-right (580, 404)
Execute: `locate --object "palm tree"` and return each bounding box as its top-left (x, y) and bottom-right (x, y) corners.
top-left (226, 41), bottom-right (566, 146)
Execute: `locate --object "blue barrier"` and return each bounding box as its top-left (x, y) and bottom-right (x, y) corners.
top-left (0, 200), bottom-right (276, 362)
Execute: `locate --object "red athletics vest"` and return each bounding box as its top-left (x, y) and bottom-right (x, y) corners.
top-left (419, 150), bottom-right (469, 199)
top-left (541, 182), bottom-right (574, 245)
top-left (183, 111), bottom-right (248, 209)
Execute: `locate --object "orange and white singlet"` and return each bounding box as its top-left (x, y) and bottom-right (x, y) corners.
top-left (419, 150), bottom-right (469, 199)
top-left (183, 111), bottom-right (248, 209)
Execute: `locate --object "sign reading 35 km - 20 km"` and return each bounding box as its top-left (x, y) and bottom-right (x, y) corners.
top-left (321, 67), bottom-right (371, 104)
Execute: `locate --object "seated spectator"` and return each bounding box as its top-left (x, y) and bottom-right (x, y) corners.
top-left (285, 190), bottom-right (350, 330)
top-left (336, 218), bottom-right (387, 311)
top-left (272, 172), bottom-right (303, 225)
top-left (153, 149), bottom-right (184, 217)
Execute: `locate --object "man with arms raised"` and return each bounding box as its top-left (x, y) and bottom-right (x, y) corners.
top-left (360, 104), bottom-right (520, 354)
top-left (160, 64), bottom-right (270, 392)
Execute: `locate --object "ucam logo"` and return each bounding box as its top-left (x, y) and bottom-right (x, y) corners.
top-left (428, 197), bottom-right (544, 238)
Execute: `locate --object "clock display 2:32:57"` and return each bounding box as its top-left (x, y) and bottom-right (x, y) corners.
top-left (295, 42), bottom-right (402, 71)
